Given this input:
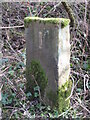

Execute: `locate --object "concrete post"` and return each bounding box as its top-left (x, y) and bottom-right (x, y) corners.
top-left (24, 17), bottom-right (72, 113)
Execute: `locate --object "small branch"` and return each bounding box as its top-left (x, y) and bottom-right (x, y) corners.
top-left (79, 103), bottom-right (90, 114)
top-left (37, 3), bottom-right (48, 16)
top-left (5, 30), bottom-right (22, 62)
top-left (3, 56), bottom-right (21, 61)
top-left (31, 75), bottom-right (43, 102)
top-left (84, 0), bottom-right (88, 25)
top-left (44, 1), bottom-right (62, 17)
top-left (27, 0), bottom-right (33, 16)
top-left (65, 76), bottom-right (74, 101)
top-left (3, 75), bottom-right (17, 92)
top-left (84, 74), bottom-right (87, 92)
top-left (0, 25), bottom-right (24, 29)
top-left (86, 75), bottom-right (89, 89)
top-left (75, 96), bottom-right (90, 114)
top-left (58, 107), bottom-right (72, 117)
top-left (62, 2), bottom-right (75, 27)
top-left (9, 109), bottom-right (18, 119)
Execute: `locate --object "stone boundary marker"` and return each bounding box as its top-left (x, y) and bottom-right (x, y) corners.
top-left (24, 17), bottom-right (72, 113)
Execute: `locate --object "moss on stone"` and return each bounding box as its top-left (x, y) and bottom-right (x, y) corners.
top-left (26, 60), bottom-right (48, 98)
top-left (46, 80), bottom-right (72, 113)
top-left (24, 17), bottom-right (70, 28)
top-left (26, 60), bottom-right (72, 113)
top-left (57, 80), bottom-right (72, 113)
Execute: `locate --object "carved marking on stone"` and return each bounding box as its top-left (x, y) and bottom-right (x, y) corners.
top-left (39, 31), bottom-right (43, 49)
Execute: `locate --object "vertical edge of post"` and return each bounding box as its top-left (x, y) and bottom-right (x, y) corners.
top-left (57, 24), bottom-right (72, 113)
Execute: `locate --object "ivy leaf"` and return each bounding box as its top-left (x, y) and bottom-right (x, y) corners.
top-left (26, 92), bottom-right (32, 97)
top-left (8, 70), bottom-right (14, 76)
top-left (1, 93), bottom-right (8, 105)
top-left (70, 63), bottom-right (73, 67)
top-left (54, 110), bottom-right (59, 118)
top-left (34, 92), bottom-right (39, 98)
top-left (34, 86), bottom-right (40, 91)
top-left (83, 61), bottom-right (90, 70)
top-left (76, 88), bottom-right (82, 93)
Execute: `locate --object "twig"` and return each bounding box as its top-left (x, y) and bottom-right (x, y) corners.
top-left (58, 107), bottom-right (72, 117)
top-left (44, 1), bottom-right (62, 17)
top-left (84, 74), bottom-right (87, 92)
top-left (84, 0), bottom-right (88, 26)
top-left (71, 70), bottom-right (84, 78)
top-left (3, 56), bottom-right (21, 61)
top-left (86, 75), bottom-right (89, 89)
top-left (3, 74), bottom-right (17, 92)
top-left (31, 75), bottom-right (43, 102)
top-left (79, 103), bottom-right (90, 114)
top-left (27, 0), bottom-right (33, 16)
top-left (5, 30), bottom-right (22, 62)
top-left (65, 76), bottom-right (74, 101)
top-left (0, 25), bottom-right (24, 29)
top-left (75, 96), bottom-right (90, 114)
top-left (36, 3), bottom-right (48, 16)
top-left (3, 106), bottom-right (18, 109)
top-left (9, 109), bottom-right (18, 119)
top-left (20, 88), bottom-right (26, 97)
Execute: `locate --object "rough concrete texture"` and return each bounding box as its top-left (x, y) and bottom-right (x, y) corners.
top-left (25, 17), bottom-right (70, 112)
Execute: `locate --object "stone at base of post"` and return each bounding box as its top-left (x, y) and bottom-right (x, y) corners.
top-left (24, 17), bottom-right (71, 113)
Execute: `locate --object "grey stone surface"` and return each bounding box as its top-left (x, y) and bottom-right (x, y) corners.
top-left (25, 20), bottom-right (70, 106)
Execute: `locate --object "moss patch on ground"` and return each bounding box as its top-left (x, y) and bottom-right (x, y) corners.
top-left (24, 17), bottom-right (70, 28)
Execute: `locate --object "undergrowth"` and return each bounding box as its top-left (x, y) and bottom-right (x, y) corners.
top-left (1, 2), bottom-right (90, 119)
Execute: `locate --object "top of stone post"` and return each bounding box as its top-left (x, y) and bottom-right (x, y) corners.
top-left (24, 17), bottom-right (70, 28)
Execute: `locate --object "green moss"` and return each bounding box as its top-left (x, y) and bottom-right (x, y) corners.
top-left (24, 17), bottom-right (70, 28)
top-left (46, 80), bottom-right (72, 113)
top-left (26, 60), bottom-right (72, 113)
top-left (26, 60), bottom-right (48, 98)
top-left (57, 80), bottom-right (72, 113)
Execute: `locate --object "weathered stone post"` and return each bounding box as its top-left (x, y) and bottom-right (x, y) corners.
top-left (24, 17), bottom-right (72, 113)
